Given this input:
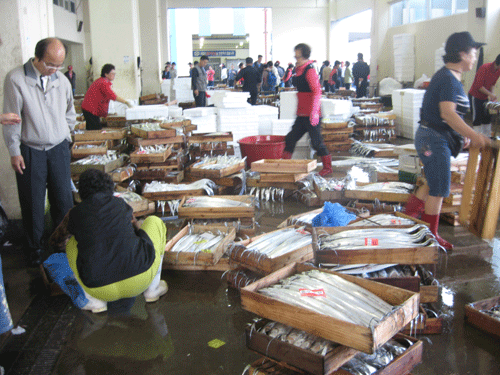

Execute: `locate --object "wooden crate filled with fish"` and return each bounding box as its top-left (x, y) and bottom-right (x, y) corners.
top-left (109, 165), bottom-right (136, 182)
top-left (278, 208), bottom-right (323, 228)
top-left (113, 190), bottom-right (150, 214)
top-left (347, 212), bottom-right (428, 228)
top-left (402, 303), bottom-right (444, 335)
top-left (240, 262), bottom-right (420, 354)
top-left (312, 224), bottom-right (439, 265)
top-left (104, 115), bottom-right (127, 127)
top-left (350, 142), bottom-right (398, 158)
top-left (322, 129), bottom-right (354, 143)
top-left (199, 142), bottom-right (228, 152)
top-left (190, 145), bottom-right (235, 158)
top-left (229, 226), bottom-right (314, 274)
top-left (344, 182), bottom-right (414, 203)
top-left (187, 131), bottom-right (234, 145)
top-left (258, 171), bottom-right (309, 183)
top-left (71, 141), bottom-right (108, 159)
top-left (142, 179), bottom-right (215, 201)
top-left (130, 123), bottom-right (177, 139)
top-left (226, 266), bottom-right (265, 290)
top-left (73, 128), bottom-right (127, 142)
top-left (189, 217), bottom-right (257, 238)
top-left (129, 144), bottom-right (172, 164)
top-left (127, 134), bottom-right (186, 147)
top-left (313, 176), bottom-right (344, 202)
top-left (321, 120), bottom-right (350, 130)
top-left (177, 195), bottom-right (256, 219)
top-left (158, 118), bottom-right (192, 129)
top-left (133, 168), bottom-right (184, 183)
top-left (70, 153), bottom-right (126, 174)
top-left (163, 224), bottom-right (236, 266)
top-left (245, 319), bottom-right (423, 375)
top-left (189, 155), bottom-right (246, 179)
top-left (465, 295), bottom-right (500, 339)
top-left (251, 159), bottom-right (317, 174)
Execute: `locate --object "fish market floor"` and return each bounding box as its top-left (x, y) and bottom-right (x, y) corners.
top-left (1, 201), bottom-right (500, 374)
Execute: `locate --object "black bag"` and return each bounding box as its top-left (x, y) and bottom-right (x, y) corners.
top-left (444, 128), bottom-right (465, 157)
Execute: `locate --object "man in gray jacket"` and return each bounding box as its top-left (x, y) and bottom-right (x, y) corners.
top-left (191, 55), bottom-right (209, 107)
top-left (3, 37), bottom-right (76, 266)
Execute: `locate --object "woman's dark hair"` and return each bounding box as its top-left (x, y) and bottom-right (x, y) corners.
top-left (345, 61), bottom-right (350, 67)
top-left (101, 64), bottom-right (115, 78)
top-left (294, 43), bottom-right (311, 59)
top-left (443, 51), bottom-right (466, 64)
top-left (79, 169), bottom-right (114, 200)
top-left (288, 64), bottom-right (294, 69)
top-left (267, 61), bottom-right (273, 67)
top-left (495, 54), bottom-right (500, 66)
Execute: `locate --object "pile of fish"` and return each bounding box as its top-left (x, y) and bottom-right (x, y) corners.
top-left (231, 227), bottom-right (312, 261)
top-left (225, 268), bottom-right (262, 289)
top-left (259, 270), bottom-right (394, 326)
top-left (313, 174), bottom-right (344, 192)
top-left (348, 181), bottom-right (415, 194)
top-left (135, 144), bottom-right (170, 154)
top-left (156, 200), bottom-right (181, 216)
top-left (251, 320), bottom-right (336, 356)
top-left (170, 230), bottom-right (226, 255)
top-left (113, 191), bottom-right (144, 205)
top-left (249, 187), bottom-right (285, 202)
top-left (348, 213), bottom-right (416, 227)
top-left (350, 141), bottom-right (395, 157)
top-left (191, 218), bottom-right (252, 237)
top-left (331, 157), bottom-right (398, 170)
top-left (71, 152), bottom-right (119, 165)
top-left (182, 196), bottom-right (252, 208)
top-left (355, 114), bottom-right (394, 127)
top-left (143, 179), bottom-right (216, 195)
top-left (191, 155), bottom-right (245, 170)
top-left (328, 264), bottom-right (415, 279)
top-left (131, 122), bottom-right (168, 131)
top-left (485, 101), bottom-right (500, 110)
top-left (480, 304), bottom-right (500, 320)
top-left (341, 338), bottom-right (412, 375)
top-left (318, 225), bottom-right (437, 251)
top-left (289, 211), bottom-right (318, 226)
top-left (74, 143), bottom-right (106, 149)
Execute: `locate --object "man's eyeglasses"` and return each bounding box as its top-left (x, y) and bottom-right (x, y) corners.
top-left (42, 61), bottom-right (64, 71)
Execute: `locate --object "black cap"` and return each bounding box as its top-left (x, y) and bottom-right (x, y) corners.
top-left (445, 31), bottom-right (485, 55)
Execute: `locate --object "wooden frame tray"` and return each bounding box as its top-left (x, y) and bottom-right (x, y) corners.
top-left (70, 155), bottom-right (125, 174)
top-left (130, 125), bottom-right (176, 139)
top-left (142, 187), bottom-right (205, 201)
top-left (73, 128), bottom-right (127, 142)
top-left (189, 160), bottom-right (245, 179)
top-left (187, 132), bottom-right (234, 144)
top-left (251, 159), bottom-right (317, 174)
top-left (133, 169), bottom-right (184, 183)
top-left (241, 263), bottom-right (420, 354)
top-left (321, 121), bottom-right (350, 130)
top-left (344, 189), bottom-right (411, 203)
top-left (230, 226), bottom-right (314, 274)
top-left (177, 195), bottom-right (255, 219)
top-left (163, 225), bottom-right (236, 266)
top-left (402, 305), bottom-right (444, 335)
top-left (71, 141), bottom-right (108, 159)
top-left (109, 165), bottom-right (135, 182)
top-left (259, 172), bottom-right (308, 183)
top-left (278, 208), bottom-right (323, 228)
top-left (130, 146), bottom-right (172, 164)
top-left (313, 181), bottom-right (343, 201)
top-left (465, 295), bottom-right (500, 338)
top-left (127, 134), bottom-right (185, 147)
top-left (312, 226), bottom-right (439, 265)
top-left (113, 190), bottom-right (149, 213)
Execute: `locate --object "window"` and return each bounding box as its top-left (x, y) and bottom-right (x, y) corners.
top-left (54, 0), bottom-right (76, 14)
top-left (391, 0), bottom-right (468, 27)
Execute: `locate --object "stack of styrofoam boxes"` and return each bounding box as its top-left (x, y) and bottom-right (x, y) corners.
top-left (254, 105), bottom-right (279, 135)
top-left (392, 89), bottom-right (425, 139)
top-left (320, 98), bottom-right (353, 120)
top-left (211, 91), bottom-right (250, 108)
top-left (393, 33), bottom-right (415, 82)
top-left (270, 119), bottom-right (312, 159)
top-left (171, 77), bottom-right (193, 102)
top-left (217, 105), bottom-right (259, 158)
top-left (125, 104), bottom-right (170, 120)
top-left (435, 43), bottom-right (446, 73)
top-left (279, 91), bottom-right (298, 120)
top-left (108, 99), bottom-right (138, 116)
top-left (183, 107), bottom-right (217, 133)
top-left (161, 79), bottom-right (171, 98)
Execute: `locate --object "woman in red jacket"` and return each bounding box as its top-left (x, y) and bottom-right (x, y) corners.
top-left (283, 64), bottom-right (294, 87)
top-left (206, 66), bottom-right (215, 87)
top-left (282, 44), bottom-right (332, 176)
top-left (81, 64), bottom-right (133, 130)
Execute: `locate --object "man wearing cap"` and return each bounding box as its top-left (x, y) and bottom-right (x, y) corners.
top-left (404, 31), bottom-right (491, 251)
top-left (469, 54), bottom-right (500, 137)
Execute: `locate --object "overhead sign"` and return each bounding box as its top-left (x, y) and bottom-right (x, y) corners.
top-left (193, 51), bottom-right (236, 57)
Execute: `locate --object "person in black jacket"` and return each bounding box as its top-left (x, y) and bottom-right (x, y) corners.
top-left (236, 57), bottom-right (261, 105)
top-left (64, 65), bottom-right (76, 95)
top-left (352, 53), bottom-right (370, 98)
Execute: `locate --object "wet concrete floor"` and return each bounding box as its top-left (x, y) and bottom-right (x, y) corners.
top-left (2, 200), bottom-right (500, 374)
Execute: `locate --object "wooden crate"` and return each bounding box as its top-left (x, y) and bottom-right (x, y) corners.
top-left (109, 165), bottom-right (135, 182)
top-left (127, 134), bottom-right (185, 147)
top-left (321, 121), bottom-right (350, 130)
top-left (278, 208), bottom-right (323, 228)
top-left (230, 227), bottom-right (314, 274)
top-left (240, 263), bottom-right (420, 354)
top-left (259, 172), bottom-right (309, 183)
top-left (129, 146), bottom-right (172, 164)
top-left (187, 132), bottom-right (234, 144)
top-left (105, 115), bottom-right (126, 127)
top-left (420, 285), bottom-right (439, 304)
top-left (71, 141), bottom-right (108, 159)
top-left (130, 125), bottom-right (176, 139)
top-left (164, 225), bottom-right (236, 266)
top-left (226, 266), bottom-right (265, 290)
top-left (251, 159), bottom-right (317, 174)
top-left (133, 201), bottom-right (156, 217)
top-left (344, 189), bottom-right (411, 203)
top-left (313, 181), bottom-right (343, 201)
top-left (189, 160), bottom-right (245, 179)
top-left (162, 256), bottom-right (235, 272)
top-left (402, 305), bottom-right (444, 335)
top-left (142, 187), bottom-right (205, 201)
top-left (73, 128), bottom-right (127, 142)
top-left (465, 295), bottom-right (500, 338)
top-left (322, 133), bottom-right (352, 142)
top-left (347, 212), bottom-right (429, 227)
top-left (70, 155), bottom-right (125, 174)
top-left (178, 195), bottom-right (255, 219)
top-left (312, 226), bottom-right (439, 265)
top-left (246, 322), bottom-right (422, 375)
top-left (133, 169), bottom-right (184, 182)
top-left (113, 190), bottom-right (149, 213)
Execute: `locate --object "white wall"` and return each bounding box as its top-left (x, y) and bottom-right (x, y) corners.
top-left (333, 0), bottom-right (372, 21)
top-left (53, 5), bottom-right (85, 44)
top-left (17, 0), bottom-right (54, 62)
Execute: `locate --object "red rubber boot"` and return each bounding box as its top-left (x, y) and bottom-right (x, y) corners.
top-left (319, 154), bottom-right (333, 177)
top-left (404, 194), bottom-right (425, 218)
top-left (421, 213), bottom-right (453, 251)
top-left (281, 151), bottom-right (292, 159)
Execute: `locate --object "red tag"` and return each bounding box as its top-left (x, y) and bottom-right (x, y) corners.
top-left (365, 238), bottom-right (379, 246)
top-left (390, 219), bottom-right (402, 225)
top-left (296, 229), bottom-right (309, 235)
top-left (299, 288), bottom-right (326, 297)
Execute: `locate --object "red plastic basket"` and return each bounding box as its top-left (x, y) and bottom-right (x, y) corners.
top-left (238, 135), bottom-right (286, 166)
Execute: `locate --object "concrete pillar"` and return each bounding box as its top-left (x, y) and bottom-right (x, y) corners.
top-left (87, 0), bottom-right (141, 99)
top-left (370, 0), bottom-right (390, 94)
top-left (160, 0), bottom-right (170, 72)
top-left (139, 0), bottom-right (163, 96)
top-left (485, 0), bottom-right (500, 63)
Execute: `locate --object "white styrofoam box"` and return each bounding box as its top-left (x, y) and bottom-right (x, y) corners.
top-left (125, 104), bottom-right (170, 120)
top-left (279, 91), bottom-right (298, 120)
top-left (168, 106), bottom-right (183, 118)
top-left (108, 99), bottom-right (138, 116)
top-left (172, 77), bottom-right (191, 89)
top-left (161, 80), bottom-right (171, 96)
top-left (183, 107), bottom-right (216, 117)
top-left (320, 98), bottom-right (352, 117)
top-left (271, 119), bottom-right (294, 136)
top-left (258, 115), bottom-right (279, 135)
top-left (211, 91), bottom-right (250, 108)
top-left (292, 145), bottom-right (313, 159)
top-left (253, 105), bottom-right (279, 116)
top-left (186, 115), bottom-right (217, 133)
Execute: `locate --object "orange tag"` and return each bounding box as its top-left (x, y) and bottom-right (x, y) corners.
top-left (365, 238), bottom-right (379, 246)
top-left (299, 288), bottom-right (326, 297)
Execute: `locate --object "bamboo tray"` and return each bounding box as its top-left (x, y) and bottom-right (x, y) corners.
top-left (70, 155), bottom-right (125, 174)
top-left (129, 146), bottom-right (172, 164)
top-left (73, 128), bottom-right (127, 142)
top-left (259, 172), bottom-right (309, 183)
top-left (189, 160), bottom-right (246, 179)
top-left (142, 187), bottom-right (205, 201)
top-left (127, 134), bottom-right (185, 147)
top-left (251, 159), bottom-right (317, 174)
top-left (130, 126), bottom-right (176, 139)
top-left (312, 226), bottom-right (439, 265)
top-left (240, 263), bottom-right (420, 354)
top-left (163, 225), bottom-right (236, 266)
top-left (230, 226), bottom-right (314, 274)
top-left (465, 295), bottom-right (500, 339)
top-left (177, 195), bottom-right (255, 219)
top-left (187, 132), bottom-right (234, 144)
top-left (71, 141), bottom-right (108, 159)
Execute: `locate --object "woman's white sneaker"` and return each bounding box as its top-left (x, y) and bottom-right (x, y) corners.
top-left (144, 280), bottom-right (168, 303)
